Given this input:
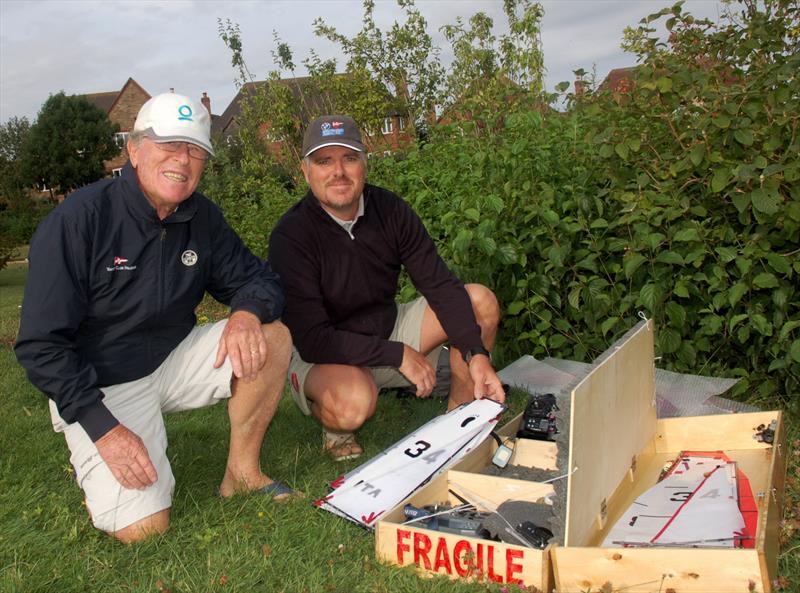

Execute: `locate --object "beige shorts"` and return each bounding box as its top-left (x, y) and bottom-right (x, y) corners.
top-left (49, 319), bottom-right (234, 533)
top-left (288, 296), bottom-right (441, 415)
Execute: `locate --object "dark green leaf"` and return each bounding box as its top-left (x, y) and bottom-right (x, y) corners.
top-left (750, 188), bottom-right (780, 214)
top-left (659, 328), bottom-right (681, 354)
top-left (733, 128), bottom-right (754, 146)
top-left (507, 301), bottom-right (526, 316)
top-left (712, 114), bottom-right (731, 129)
top-left (624, 253), bottom-right (647, 278)
top-left (673, 228), bottom-right (700, 242)
top-left (665, 301), bottom-right (686, 328)
top-left (600, 317), bottom-right (618, 336)
top-left (753, 273), bottom-right (779, 289)
top-left (656, 251), bottom-right (684, 265)
top-left (711, 168), bottom-right (730, 193)
top-left (728, 283), bottom-right (748, 306)
top-left (640, 282), bottom-right (657, 311)
top-left (765, 253), bottom-right (790, 275)
top-left (689, 144), bottom-right (705, 166)
top-left (750, 314), bottom-right (772, 336)
top-left (790, 340), bottom-right (800, 363)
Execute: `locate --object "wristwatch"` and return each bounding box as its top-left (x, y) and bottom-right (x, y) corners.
top-left (463, 346), bottom-right (491, 363)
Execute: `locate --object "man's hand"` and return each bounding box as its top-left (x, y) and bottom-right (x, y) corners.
top-left (468, 355), bottom-right (506, 404)
top-left (214, 310), bottom-right (266, 381)
top-left (398, 344), bottom-right (437, 397)
top-left (95, 424), bottom-right (158, 490)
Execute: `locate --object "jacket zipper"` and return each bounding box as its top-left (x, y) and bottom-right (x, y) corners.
top-left (158, 226), bottom-right (167, 317)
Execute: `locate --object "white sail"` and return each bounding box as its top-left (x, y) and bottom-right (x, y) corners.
top-left (315, 399), bottom-right (505, 528)
top-left (603, 453), bottom-right (746, 548)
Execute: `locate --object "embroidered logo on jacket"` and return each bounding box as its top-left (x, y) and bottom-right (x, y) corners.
top-left (181, 250), bottom-right (198, 266)
top-left (107, 256), bottom-right (136, 272)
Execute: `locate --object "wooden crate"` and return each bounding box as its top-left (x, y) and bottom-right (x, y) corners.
top-left (551, 320), bottom-right (786, 593)
top-left (374, 463), bottom-right (556, 590)
top-left (376, 320), bottom-right (786, 592)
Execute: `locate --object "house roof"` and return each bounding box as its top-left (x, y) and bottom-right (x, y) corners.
top-left (215, 76), bottom-right (329, 137)
top-left (83, 91), bottom-right (119, 113)
top-left (214, 74), bottom-right (402, 138)
top-left (81, 77), bottom-right (151, 114)
top-left (598, 67), bottom-right (637, 92)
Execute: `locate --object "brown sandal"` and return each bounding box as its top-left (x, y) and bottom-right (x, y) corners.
top-left (323, 430), bottom-right (363, 461)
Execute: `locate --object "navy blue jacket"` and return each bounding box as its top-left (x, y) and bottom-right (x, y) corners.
top-left (15, 163), bottom-right (284, 441)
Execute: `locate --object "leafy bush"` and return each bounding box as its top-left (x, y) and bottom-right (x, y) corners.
top-left (199, 140), bottom-right (296, 258)
top-left (369, 0), bottom-right (799, 408)
top-left (212, 0), bottom-right (797, 411)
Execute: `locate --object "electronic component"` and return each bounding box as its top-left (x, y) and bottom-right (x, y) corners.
top-left (517, 393), bottom-right (559, 440)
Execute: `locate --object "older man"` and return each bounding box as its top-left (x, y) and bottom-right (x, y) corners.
top-left (15, 93), bottom-right (293, 543)
top-left (269, 115), bottom-right (505, 462)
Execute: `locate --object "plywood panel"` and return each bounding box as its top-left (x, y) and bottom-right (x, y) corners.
top-left (553, 547), bottom-right (763, 593)
top-left (655, 411), bottom-right (781, 452)
top-left (760, 411), bottom-right (787, 593)
top-left (564, 320), bottom-right (658, 546)
top-left (513, 439), bottom-right (560, 470)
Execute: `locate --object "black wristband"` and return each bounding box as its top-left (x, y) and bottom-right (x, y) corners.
top-left (463, 346), bottom-right (491, 363)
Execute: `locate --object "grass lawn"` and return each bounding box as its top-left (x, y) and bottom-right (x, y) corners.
top-left (1, 264), bottom-right (797, 593)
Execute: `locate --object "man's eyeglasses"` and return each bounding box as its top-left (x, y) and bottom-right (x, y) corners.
top-left (151, 139), bottom-right (209, 161)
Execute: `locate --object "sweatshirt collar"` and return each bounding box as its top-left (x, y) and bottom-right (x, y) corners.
top-left (304, 185), bottom-right (369, 224)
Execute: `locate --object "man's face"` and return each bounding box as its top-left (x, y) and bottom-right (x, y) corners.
top-left (301, 145), bottom-right (366, 220)
top-left (128, 137), bottom-right (206, 218)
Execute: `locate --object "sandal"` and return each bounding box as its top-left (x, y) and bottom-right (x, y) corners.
top-left (323, 429), bottom-right (363, 461)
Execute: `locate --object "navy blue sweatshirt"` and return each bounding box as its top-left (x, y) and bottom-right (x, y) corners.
top-left (15, 163), bottom-right (284, 441)
top-left (268, 184), bottom-right (483, 367)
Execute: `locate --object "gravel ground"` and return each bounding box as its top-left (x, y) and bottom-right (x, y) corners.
top-left (480, 389), bottom-right (573, 546)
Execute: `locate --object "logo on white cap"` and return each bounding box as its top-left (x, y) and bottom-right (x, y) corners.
top-left (177, 105), bottom-right (194, 121)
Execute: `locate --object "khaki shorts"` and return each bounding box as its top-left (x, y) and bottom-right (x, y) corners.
top-left (49, 319), bottom-right (234, 533)
top-left (289, 296), bottom-right (441, 415)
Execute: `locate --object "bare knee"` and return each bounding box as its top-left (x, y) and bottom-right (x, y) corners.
top-left (262, 320), bottom-right (292, 366)
top-left (465, 284), bottom-right (500, 329)
top-left (109, 508), bottom-right (170, 544)
top-left (308, 366), bottom-right (377, 431)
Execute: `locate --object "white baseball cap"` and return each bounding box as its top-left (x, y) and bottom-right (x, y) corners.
top-left (133, 92), bottom-right (215, 157)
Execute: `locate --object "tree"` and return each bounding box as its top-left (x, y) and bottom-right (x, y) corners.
top-left (441, 0), bottom-right (545, 111)
top-left (21, 92), bottom-right (120, 196)
top-left (0, 116), bottom-right (30, 200)
top-left (311, 0), bottom-right (445, 134)
top-left (0, 116), bottom-right (34, 269)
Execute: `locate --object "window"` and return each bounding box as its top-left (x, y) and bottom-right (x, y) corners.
top-left (398, 117), bottom-right (406, 131)
top-left (112, 168), bottom-right (123, 178)
top-left (381, 117), bottom-right (393, 135)
top-left (114, 132), bottom-right (130, 149)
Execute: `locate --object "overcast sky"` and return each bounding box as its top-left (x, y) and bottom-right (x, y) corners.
top-left (0, 0), bottom-right (727, 123)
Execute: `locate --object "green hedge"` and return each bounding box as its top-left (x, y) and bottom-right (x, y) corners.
top-left (206, 1), bottom-right (798, 411)
top-left (365, 2), bottom-right (799, 409)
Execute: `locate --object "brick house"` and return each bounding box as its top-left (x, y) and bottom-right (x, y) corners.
top-left (82, 77), bottom-right (151, 175)
top-left (214, 75), bottom-right (412, 162)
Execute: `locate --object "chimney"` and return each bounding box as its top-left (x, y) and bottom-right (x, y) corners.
top-left (201, 92), bottom-right (211, 114)
top-left (575, 78), bottom-right (585, 98)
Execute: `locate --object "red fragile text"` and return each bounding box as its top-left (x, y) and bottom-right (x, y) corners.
top-left (396, 529), bottom-right (525, 585)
